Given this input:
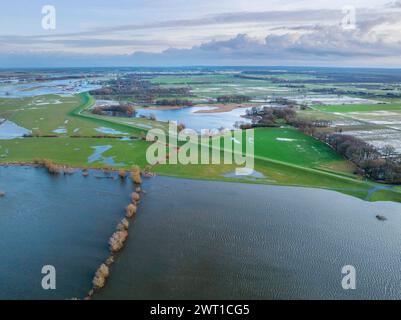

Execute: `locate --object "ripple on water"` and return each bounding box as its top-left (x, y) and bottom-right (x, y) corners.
top-left (0, 166), bottom-right (134, 299)
top-left (94, 177), bottom-right (401, 300)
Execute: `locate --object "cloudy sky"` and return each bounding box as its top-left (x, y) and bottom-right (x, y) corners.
top-left (1, 0), bottom-right (401, 67)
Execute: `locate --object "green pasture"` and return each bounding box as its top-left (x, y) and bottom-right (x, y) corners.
top-left (1, 91), bottom-right (401, 203)
top-left (314, 102), bottom-right (401, 113)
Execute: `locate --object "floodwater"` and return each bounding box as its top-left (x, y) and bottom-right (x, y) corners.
top-left (0, 166), bottom-right (133, 299)
top-left (0, 79), bottom-right (102, 98)
top-left (95, 127), bottom-right (128, 135)
top-left (0, 120), bottom-right (31, 139)
top-left (136, 106), bottom-right (252, 131)
top-left (53, 127), bottom-right (67, 134)
top-left (2, 167), bottom-right (401, 300)
top-left (288, 95), bottom-right (381, 105)
top-left (95, 177), bottom-right (401, 300)
top-left (88, 145), bottom-right (127, 167)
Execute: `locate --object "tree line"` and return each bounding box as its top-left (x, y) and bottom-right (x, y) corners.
top-left (92, 104), bottom-right (136, 117)
top-left (246, 106), bottom-right (401, 184)
top-left (216, 95), bottom-right (251, 103)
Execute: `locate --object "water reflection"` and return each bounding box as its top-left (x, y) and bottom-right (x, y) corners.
top-left (136, 107), bottom-right (252, 131)
top-left (96, 176), bottom-right (401, 300)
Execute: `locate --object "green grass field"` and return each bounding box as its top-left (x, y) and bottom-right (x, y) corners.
top-left (314, 102), bottom-right (401, 113)
top-left (0, 93), bottom-right (167, 137)
top-left (1, 92), bottom-right (401, 203)
top-left (252, 127), bottom-right (352, 171)
top-left (149, 74), bottom-right (295, 99)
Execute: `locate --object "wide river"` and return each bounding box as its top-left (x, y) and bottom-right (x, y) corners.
top-left (136, 106), bottom-right (252, 131)
top-left (1, 166), bottom-right (401, 299)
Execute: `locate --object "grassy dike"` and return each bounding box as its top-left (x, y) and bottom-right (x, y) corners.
top-left (0, 92), bottom-right (400, 203)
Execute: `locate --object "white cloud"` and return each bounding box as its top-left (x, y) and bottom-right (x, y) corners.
top-left (2, 2), bottom-right (401, 66)
top-left (128, 25), bottom-right (401, 66)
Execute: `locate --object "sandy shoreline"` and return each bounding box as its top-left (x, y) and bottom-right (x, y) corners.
top-left (194, 103), bottom-right (257, 113)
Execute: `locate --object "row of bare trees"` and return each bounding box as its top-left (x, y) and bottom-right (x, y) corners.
top-left (90, 76), bottom-right (192, 103)
top-left (291, 119), bottom-right (401, 183)
top-left (217, 95), bottom-right (251, 103)
top-left (155, 99), bottom-right (193, 106)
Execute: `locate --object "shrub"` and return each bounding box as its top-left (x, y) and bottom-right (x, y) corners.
top-left (131, 192), bottom-right (140, 203)
top-left (92, 264), bottom-right (110, 289)
top-left (109, 230), bottom-right (128, 253)
top-left (118, 169), bottom-right (127, 179)
top-left (36, 159), bottom-right (61, 175)
top-left (126, 204), bottom-right (137, 218)
top-left (105, 256), bottom-right (114, 266)
top-left (117, 218), bottom-right (129, 231)
top-left (131, 166), bottom-right (142, 184)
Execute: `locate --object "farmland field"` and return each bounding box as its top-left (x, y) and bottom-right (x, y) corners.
top-left (1, 69), bottom-right (401, 204)
top-left (2, 66), bottom-right (401, 301)
top-left (1, 91), bottom-right (399, 202)
top-left (304, 101), bottom-right (401, 155)
top-left (314, 103), bottom-right (401, 113)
